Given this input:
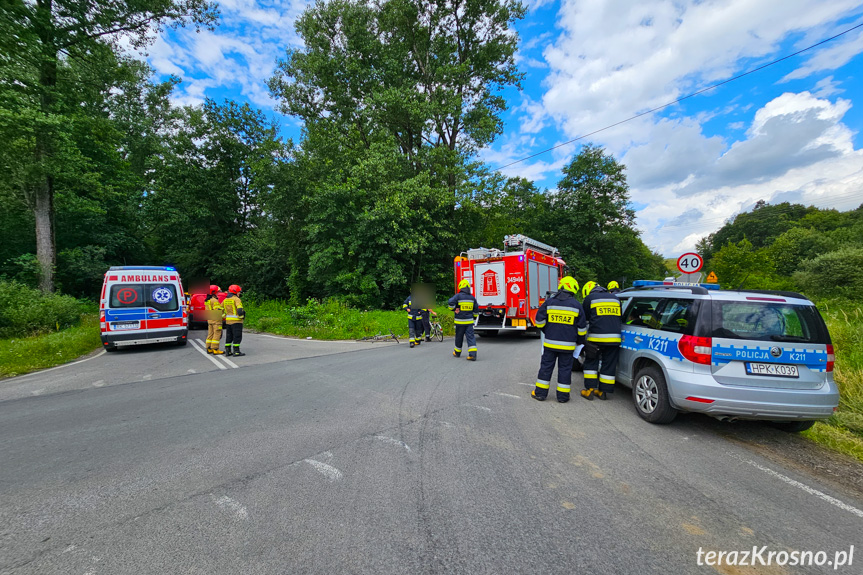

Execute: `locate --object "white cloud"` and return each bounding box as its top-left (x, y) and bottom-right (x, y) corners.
top-left (781, 26), bottom-right (863, 81)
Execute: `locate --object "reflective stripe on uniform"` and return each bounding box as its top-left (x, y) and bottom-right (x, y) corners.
top-left (547, 305), bottom-right (579, 314)
top-left (543, 338), bottom-right (576, 351)
top-left (578, 327), bottom-right (587, 336)
top-left (534, 319), bottom-right (546, 328)
top-left (589, 299), bottom-right (619, 307)
top-left (557, 384), bottom-right (571, 393)
top-left (454, 318), bottom-right (474, 325)
top-left (583, 370), bottom-right (598, 379)
top-left (454, 347), bottom-right (462, 352)
top-left (587, 333), bottom-right (622, 343)
top-left (599, 375), bottom-right (615, 384)
top-left (535, 379), bottom-right (550, 389)
top-left (468, 347), bottom-right (477, 352)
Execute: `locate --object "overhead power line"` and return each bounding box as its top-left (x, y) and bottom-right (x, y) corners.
top-left (493, 21), bottom-right (863, 172)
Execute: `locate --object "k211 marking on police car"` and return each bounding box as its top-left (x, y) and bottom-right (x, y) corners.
top-left (696, 545), bottom-right (853, 570)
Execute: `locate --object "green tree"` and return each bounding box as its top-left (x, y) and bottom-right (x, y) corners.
top-left (794, 247), bottom-right (863, 301)
top-left (0, 0), bottom-right (217, 292)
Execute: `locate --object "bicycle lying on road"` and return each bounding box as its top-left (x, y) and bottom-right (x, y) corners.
top-left (356, 330), bottom-right (400, 344)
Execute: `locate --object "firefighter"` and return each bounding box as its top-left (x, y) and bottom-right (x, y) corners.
top-left (580, 281), bottom-right (622, 400)
top-left (532, 276), bottom-right (586, 403)
top-left (448, 279), bottom-right (478, 360)
top-left (403, 293), bottom-right (424, 348)
top-left (607, 280), bottom-right (621, 294)
top-left (204, 285), bottom-right (224, 354)
top-left (223, 284), bottom-right (245, 357)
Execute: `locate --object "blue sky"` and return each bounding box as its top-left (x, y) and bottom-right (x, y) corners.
top-left (141, 0), bottom-right (863, 256)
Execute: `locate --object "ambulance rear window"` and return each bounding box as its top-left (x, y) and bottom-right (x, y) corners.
top-left (109, 284), bottom-right (178, 311)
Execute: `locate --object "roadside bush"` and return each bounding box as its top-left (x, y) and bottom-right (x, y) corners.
top-left (0, 281), bottom-right (84, 338)
top-left (795, 247), bottom-right (863, 301)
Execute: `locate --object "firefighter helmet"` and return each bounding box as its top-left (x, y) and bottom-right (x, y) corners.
top-left (558, 276), bottom-right (579, 294)
top-left (209, 284), bottom-right (220, 294)
top-left (458, 279), bottom-right (471, 290)
top-left (582, 281), bottom-right (598, 299)
top-left (228, 284), bottom-right (242, 294)
top-left (607, 280), bottom-right (620, 291)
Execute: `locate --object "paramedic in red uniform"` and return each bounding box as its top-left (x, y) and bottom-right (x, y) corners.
top-left (448, 279), bottom-right (479, 360)
top-left (223, 285), bottom-right (246, 356)
top-left (532, 276), bottom-right (586, 403)
top-left (580, 281), bottom-right (622, 400)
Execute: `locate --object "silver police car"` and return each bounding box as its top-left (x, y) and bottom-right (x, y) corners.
top-left (615, 282), bottom-right (839, 431)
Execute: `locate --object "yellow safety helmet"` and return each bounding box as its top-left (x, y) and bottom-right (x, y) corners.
top-left (582, 281), bottom-right (598, 299)
top-left (458, 279), bottom-right (471, 290)
top-left (608, 280), bottom-right (620, 290)
top-left (558, 276), bottom-right (579, 294)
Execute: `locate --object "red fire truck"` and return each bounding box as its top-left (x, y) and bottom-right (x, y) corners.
top-left (453, 234), bottom-right (567, 335)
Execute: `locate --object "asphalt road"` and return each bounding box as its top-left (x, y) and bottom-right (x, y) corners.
top-left (1, 331), bottom-right (861, 574)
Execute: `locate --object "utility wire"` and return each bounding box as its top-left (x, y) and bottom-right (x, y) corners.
top-left (494, 22), bottom-right (863, 172)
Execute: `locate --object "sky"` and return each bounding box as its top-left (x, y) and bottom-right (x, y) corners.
top-left (141, 0), bottom-right (863, 256)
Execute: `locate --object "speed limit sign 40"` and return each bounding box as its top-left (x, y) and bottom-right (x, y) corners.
top-left (677, 253), bottom-right (703, 274)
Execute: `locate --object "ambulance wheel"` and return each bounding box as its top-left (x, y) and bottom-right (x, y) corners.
top-left (633, 365), bottom-right (677, 424)
top-left (478, 330), bottom-right (499, 337)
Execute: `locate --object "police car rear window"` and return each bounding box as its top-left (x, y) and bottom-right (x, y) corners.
top-left (711, 302), bottom-right (828, 344)
top-left (110, 284), bottom-right (179, 311)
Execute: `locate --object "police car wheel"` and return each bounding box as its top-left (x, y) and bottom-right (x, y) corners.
top-left (770, 420), bottom-right (816, 433)
top-left (633, 366), bottom-right (677, 424)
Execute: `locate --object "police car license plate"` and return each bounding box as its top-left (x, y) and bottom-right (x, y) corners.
top-left (111, 321), bottom-right (139, 331)
top-left (745, 363), bottom-right (799, 378)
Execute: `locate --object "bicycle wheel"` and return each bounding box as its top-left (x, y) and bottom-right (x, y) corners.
top-left (434, 325), bottom-right (443, 342)
top-left (391, 332), bottom-right (400, 344)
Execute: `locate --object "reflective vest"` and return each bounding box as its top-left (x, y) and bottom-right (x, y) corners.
top-left (204, 295), bottom-right (223, 313)
top-left (403, 296), bottom-right (423, 320)
top-left (448, 287), bottom-right (478, 325)
top-left (223, 295), bottom-right (244, 324)
top-left (583, 287), bottom-right (622, 344)
top-left (534, 290), bottom-right (587, 351)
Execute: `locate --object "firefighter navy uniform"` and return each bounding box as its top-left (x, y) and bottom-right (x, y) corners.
top-left (403, 296), bottom-right (424, 348)
top-left (581, 282), bottom-right (622, 400)
top-left (223, 285), bottom-right (245, 356)
top-left (420, 308), bottom-right (433, 342)
top-left (532, 277), bottom-right (587, 402)
top-left (448, 280), bottom-right (478, 360)
top-left (204, 286), bottom-right (224, 354)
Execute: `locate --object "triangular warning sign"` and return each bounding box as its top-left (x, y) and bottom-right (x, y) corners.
top-left (706, 271), bottom-right (718, 283)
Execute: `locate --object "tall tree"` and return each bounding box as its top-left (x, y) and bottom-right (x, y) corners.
top-left (0, 0), bottom-right (217, 291)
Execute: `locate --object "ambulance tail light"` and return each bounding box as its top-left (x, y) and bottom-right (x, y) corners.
top-left (826, 344), bottom-right (834, 372)
top-left (100, 311), bottom-right (106, 332)
top-left (679, 335), bottom-right (712, 365)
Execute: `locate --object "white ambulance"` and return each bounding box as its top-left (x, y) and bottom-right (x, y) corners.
top-left (99, 266), bottom-right (189, 351)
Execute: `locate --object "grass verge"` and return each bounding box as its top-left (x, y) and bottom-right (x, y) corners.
top-left (803, 302), bottom-right (863, 463)
top-left (245, 298), bottom-right (456, 340)
top-left (0, 314), bottom-right (101, 379)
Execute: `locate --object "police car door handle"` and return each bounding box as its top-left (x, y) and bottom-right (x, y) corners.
top-left (634, 336), bottom-right (643, 343)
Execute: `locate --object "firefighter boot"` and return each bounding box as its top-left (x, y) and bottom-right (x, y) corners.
top-left (207, 348), bottom-right (214, 354)
top-left (425, 336), bottom-right (431, 342)
top-left (233, 347), bottom-right (246, 357)
top-left (212, 348), bottom-right (224, 355)
top-left (531, 389), bottom-right (546, 401)
top-left (580, 389), bottom-right (594, 400)
top-left (410, 341), bottom-right (415, 348)
top-left (225, 347), bottom-right (234, 356)
top-left (593, 390), bottom-right (608, 401)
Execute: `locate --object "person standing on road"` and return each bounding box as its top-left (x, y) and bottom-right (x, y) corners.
top-left (223, 285), bottom-right (246, 357)
top-left (532, 276), bottom-right (587, 403)
top-left (204, 285), bottom-right (225, 355)
top-left (421, 307), bottom-right (438, 342)
top-left (403, 293), bottom-right (424, 348)
top-left (580, 281), bottom-right (622, 400)
top-left (448, 279), bottom-right (478, 360)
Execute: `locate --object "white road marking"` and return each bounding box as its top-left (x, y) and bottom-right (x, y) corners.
top-left (195, 339), bottom-right (239, 368)
top-left (304, 459), bottom-right (343, 481)
top-left (30, 388), bottom-right (44, 396)
top-left (516, 382), bottom-right (534, 387)
top-left (92, 380), bottom-right (105, 388)
top-left (374, 435), bottom-right (412, 452)
top-left (142, 374), bottom-right (152, 381)
top-left (187, 369), bottom-right (196, 374)
top-left (8, 350), bottom-right (106, 381)
top-left (468, 405), bottom-right (492, 413)
top-left (495, 392), bottom-right (522, 399)
top-left (63, 545), bottom-right (77, 553)
top-left (188, 339), bottom-right (227, 370)
top-left (211, 495), bottom-right (249, 520)
top-left (742, 457), bottom-right (863, 519)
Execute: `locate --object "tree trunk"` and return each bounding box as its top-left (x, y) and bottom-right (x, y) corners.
top-left (35, 0), bottom-right (57, 292)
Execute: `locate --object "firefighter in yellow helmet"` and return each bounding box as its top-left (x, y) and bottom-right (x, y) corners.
top-left (581, 281), bottom-right (622, 400)
top-left (448, 279), bottom-right (479, 360)
top-left (607, 280), bottom-right (621, 294)
top-left (532, 276), bottom-right (587, 402)
top-left (204, 284), bottom-right (224, 354)
top-left (223, 284), bottom-right (245, 356)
